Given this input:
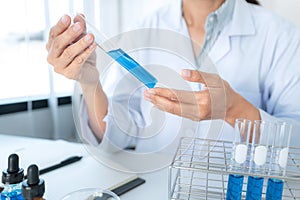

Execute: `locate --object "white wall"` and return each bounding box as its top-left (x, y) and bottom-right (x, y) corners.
top-left (260, 0), bottom-right (300, 27)
top-left (119, 0), bottom-right (170, 31)
top-left (99, 0), bottom-right (170, 37)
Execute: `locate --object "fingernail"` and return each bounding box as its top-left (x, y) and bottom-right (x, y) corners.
top-left (181, 69), bottom-right (191, 77)
top-left (61, 15), bottom-right (68, 25)
top-left (73, 22), bottom-right (81, 32)
top-left (144, 95), bottom-right (151, 101)
top-left (148, 89), bottom-right (156, 95)
top-left (84, 34), bottom-right (92, 42)
top-left (144, 96), bottom-right (151, 101)
top-left (89, 43), bottom-right (96, 49)
top-left (144, 90), bottom-right (151, 98)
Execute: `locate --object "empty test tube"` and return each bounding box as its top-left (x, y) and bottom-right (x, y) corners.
top-left (79, 15), bottom-right (158, 88)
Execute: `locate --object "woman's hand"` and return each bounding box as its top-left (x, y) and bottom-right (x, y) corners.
top-left (46, 14), bottom-right (108, 139)
top-left (144, 69), bottom-right (261, 127)
top-left (46, 14), bottom-right (99, 85)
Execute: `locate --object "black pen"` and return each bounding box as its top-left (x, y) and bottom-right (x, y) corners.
top-left (24, 156), bottom-right (82, 179)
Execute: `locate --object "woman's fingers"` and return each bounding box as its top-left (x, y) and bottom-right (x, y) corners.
top-left (181, 69), bottom-right (223, 88)
top-left (143, 69), bottom-right (229, 121)
top-left (57, 43), bottom-right (97, 80)
top-left (55, 33), bottom-right (95, 71)
top-left (45, 14), bottom-right (99, 87)
top-left (48, 22), bottom-right (85, 59)
top-left (144, 91), bottom-right (208, 121)
top-left (46, 15), bottom-right (71, 51)
top-left (145, 87), bottom-right (200, 105)
top-left (60, 41), bottom-right (96, 78)
top-left (146, 70), bottom-right (253, 126)
top-left (73, 14), bottom-right (87, 41)
top-left (74, 13), bottom-right (86, 27)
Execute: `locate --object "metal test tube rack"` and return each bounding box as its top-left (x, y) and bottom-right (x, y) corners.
top-left (168, 137), bottom-right (300, 200)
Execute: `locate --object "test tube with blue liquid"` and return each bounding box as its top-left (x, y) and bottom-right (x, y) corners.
top-left (246, 120), bottom-right (271, 200)
top-left (79, 15), bottom-right (158, 88)
top-left (266, 121), bottom-right (292, 200)
top-left (226, 119), bottom-right (252, 200)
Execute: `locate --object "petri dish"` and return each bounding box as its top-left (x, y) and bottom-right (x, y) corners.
top-left (61, 188), bottom-right (120, 200)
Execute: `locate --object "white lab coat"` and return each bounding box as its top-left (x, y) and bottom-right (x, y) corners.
top-left (79, 0), bottom-right (300, 153)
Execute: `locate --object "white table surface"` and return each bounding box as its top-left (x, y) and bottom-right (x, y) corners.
top-left (0, 134), bottom-right (169, 200)
top-left (1, 134), bottom-right (300, 200)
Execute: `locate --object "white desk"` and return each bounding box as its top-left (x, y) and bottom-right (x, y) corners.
top-left (0, 134), bottom-right (168, 200)
top-left (2, 134), bottom-right (300, 199)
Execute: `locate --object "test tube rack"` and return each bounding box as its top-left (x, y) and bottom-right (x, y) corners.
top-left (168, 137), bottom-right (300, 200)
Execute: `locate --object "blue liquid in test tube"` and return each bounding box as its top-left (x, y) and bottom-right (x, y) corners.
top-left (246, 176), bottom-right (264, 200)
top-left (107, 48), bottom-right (157, 88)
top-left (227, 119), bottom-right (252, 200)
top-left (246, 120), bottom-right (270, 200)
top-left (80, 15), bottom-right (157, 88)
top-left (266, 178), bottom-right (284, 200)
top-left (226, 174), bottom-right (244, 200)
top-left (265, 121), bottom-right (292, 200)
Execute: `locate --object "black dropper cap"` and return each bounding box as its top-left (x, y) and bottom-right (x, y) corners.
top-left (2, 154), bottom-right (24, 184)
top-left (22, 165), bottom-right (45, 200)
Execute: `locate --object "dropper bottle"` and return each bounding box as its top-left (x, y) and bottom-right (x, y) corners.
top-left (0, 184), bottom-right (4, 194)
top-left (22, 165), bottom-right (45, 200)
top-left (1, 154), bottom-right (24, 200)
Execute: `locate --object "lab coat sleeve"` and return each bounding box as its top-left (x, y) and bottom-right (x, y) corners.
top-left (79, 94), bottom-right (143, 152)
top-left (79, 98), bottom-right (99, 146)
top-left (79, 97), bottom-right (141, 150)
top-left (79, 60), bottom-right (147, 151)
top-left (261, 26), bottom-right (300, 148)
top-left (259, 109), bottom-right (300, 148)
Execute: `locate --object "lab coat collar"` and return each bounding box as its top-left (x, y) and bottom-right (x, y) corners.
top-left (166, 0), bottom-right (256, 63)
top-left (228, 0), bottom-right (256, 36)
top-left (208, 0), bottom-right (256, 62)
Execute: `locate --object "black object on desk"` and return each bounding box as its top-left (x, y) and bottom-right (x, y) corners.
top-left (92, 176), bottom-right (146, 200)
top-left (24, 156), bottom-right (82, 179)
top-left (110, 176), bottom-right (146, 196)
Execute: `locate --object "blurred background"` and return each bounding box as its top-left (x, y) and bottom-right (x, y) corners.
top-left (0, 0), bottom-right (299, 142)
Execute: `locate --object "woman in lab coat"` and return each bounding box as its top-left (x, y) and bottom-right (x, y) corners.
top-left (46, 0), bottom-right (300, 152)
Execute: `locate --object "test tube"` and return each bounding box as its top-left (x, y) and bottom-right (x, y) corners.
top-left (79, 15), bottom-right (158, 88)
top-left (266, 121), bottom-right (292, 200)
top-left (226, 119), bottom-right (252, 200)
top-left (246, 120), bottom-right (271, 200)
top-left (230, 119), bottom-right (252, 171)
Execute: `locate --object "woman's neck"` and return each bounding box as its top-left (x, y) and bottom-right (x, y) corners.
top-left (182, 0), bottom-right (225, 56)
top-left (182, 0), bottom-right (225, 28)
